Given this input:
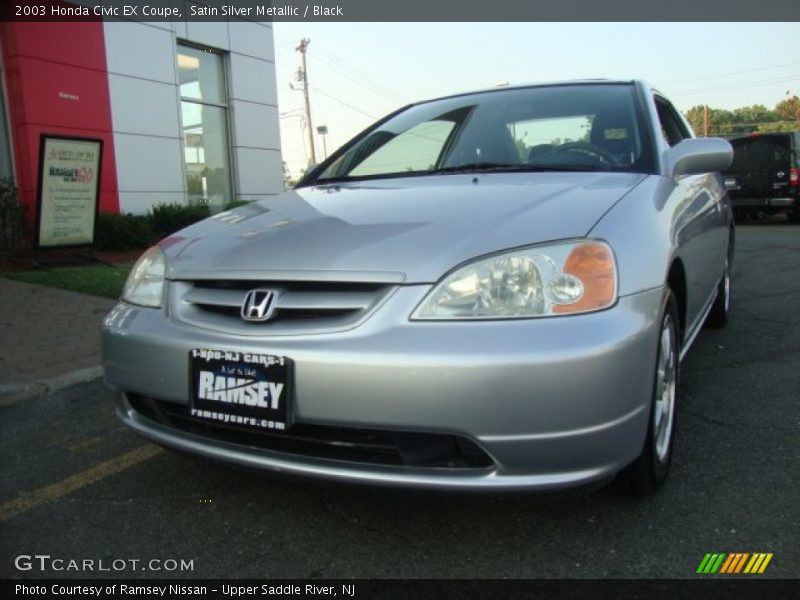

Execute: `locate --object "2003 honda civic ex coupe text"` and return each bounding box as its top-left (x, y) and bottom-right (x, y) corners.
top-left (103, 80), bottom-right (735, 494)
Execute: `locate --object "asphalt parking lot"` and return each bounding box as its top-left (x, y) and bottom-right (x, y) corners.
top-left (1, 224), bottom-right (798, 580)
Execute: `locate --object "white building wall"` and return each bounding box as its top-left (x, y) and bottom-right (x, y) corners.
top-left (103, 19), bottom-right (282, 214)
top-left (226, 21), bottom-right (282, 203)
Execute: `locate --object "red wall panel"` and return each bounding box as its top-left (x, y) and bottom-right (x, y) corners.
top-left (2, 22), bottom-right (108, 72)
top-left (0, 20), bottom-right (119, 227)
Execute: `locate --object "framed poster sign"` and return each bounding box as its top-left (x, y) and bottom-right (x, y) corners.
top-left (35, 135), bottom-right (103, 249)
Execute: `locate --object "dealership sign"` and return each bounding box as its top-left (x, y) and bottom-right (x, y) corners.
top-left (35, 135), bottom-right (103, 248)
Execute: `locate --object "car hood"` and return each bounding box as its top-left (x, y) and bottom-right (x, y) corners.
top-left (164, 172), bottom-right (646, 284)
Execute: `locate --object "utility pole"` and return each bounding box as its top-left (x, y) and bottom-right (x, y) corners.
top-left (295, 38), bottom-right (316, 165)
top-left (703, 104), bottom-right (708, 137)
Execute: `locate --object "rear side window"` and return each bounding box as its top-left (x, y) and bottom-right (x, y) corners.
top-left (729, 136), bottom-right (791, 173)
top-left (654, 97), bottom-right (690, 147)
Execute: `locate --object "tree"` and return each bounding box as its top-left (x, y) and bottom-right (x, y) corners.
top-left (684, 98), bottom-right (797, 137)
top-left (282, 161), bottom-right (296, 188)
top-left (775, 95), bottom-right (800, 129)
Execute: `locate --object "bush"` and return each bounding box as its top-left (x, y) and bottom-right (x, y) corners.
top-left (94, 213), bottom-right (156, 251)
top-left (147, 202), bottom-right (211, 240)
top-left (0, 179), bottom-right (27, 256)
top-left (222, 199), bottom-right (252, 210)
top-left (93, 199), bottom-right (255, 252)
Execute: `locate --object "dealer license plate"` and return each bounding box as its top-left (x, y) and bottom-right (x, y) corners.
top-left (189, 348), bottom-right (292, 431)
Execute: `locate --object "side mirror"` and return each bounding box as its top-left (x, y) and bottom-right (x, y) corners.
top-left (666, 138), bottom-right (733, 178)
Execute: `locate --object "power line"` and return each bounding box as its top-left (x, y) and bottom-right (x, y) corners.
top-left (312, 51), bottom-right (403, 107)
top-left (312, 41), bottom-right (406, 101)
top-left (313, 86), bottom-right (380, 121)
top-left (662, 60), bottom-right (800, 86)
top-left (671, 74), bottom-right (800, 96)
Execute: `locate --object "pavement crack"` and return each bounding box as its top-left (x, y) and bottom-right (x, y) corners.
top-left (683, 409), bottom-right (732, 428)
top-left (318, 491), bottom-right (418, 547)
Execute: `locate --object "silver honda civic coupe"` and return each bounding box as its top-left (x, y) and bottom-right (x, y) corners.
top-left (103, 80), bottom-right (734, 494)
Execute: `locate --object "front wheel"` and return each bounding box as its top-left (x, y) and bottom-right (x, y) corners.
top-left (619, 289), bottom-right (680, 495)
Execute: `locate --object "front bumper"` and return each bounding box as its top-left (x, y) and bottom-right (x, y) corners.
top-left (103, 285), bottom-right (664, 491)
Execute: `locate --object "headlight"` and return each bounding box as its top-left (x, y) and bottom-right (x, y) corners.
top-left (411, 240), bottom-right (617, 319)
top-left (122, 245), bottom-right (166, 308)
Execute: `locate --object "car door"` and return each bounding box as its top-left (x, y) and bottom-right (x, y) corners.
top-left (655, 95), bottom-right (727, 333)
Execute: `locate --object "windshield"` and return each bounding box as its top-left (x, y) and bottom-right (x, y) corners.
top-left (308, 84), bottom-right (653, 184)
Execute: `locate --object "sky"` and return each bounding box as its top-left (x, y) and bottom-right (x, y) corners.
top-left (272, 23), bottom-right (800, 177)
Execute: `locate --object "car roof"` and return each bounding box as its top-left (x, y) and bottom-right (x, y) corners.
top-left (416, 79), bottom-right (641, 106)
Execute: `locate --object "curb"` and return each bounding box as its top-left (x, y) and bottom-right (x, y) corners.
top-left (0, 366), bottom-right (104, 407)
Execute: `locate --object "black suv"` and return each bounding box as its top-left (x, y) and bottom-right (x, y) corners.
top-left (723, 131), bottom-right (800, 223)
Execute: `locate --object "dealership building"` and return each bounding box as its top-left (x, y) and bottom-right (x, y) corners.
top-left (0, 18), bottom-right (283, 221)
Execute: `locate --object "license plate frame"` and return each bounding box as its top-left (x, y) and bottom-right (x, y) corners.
top-left (189, 348), bottom-right (292, 431)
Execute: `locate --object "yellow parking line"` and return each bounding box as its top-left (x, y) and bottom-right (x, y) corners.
top-left (0, 445), bottom-right (162, 522)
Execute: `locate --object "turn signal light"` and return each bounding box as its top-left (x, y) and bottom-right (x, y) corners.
top-left (553, 242), bottom-right (617, 314)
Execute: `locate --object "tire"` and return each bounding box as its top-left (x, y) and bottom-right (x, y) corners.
top-left (620, 289), bottom-right (680, 495)
top-left (705, 252), bottom-right (731, 329)
top-left (790, 209), bottom-right (800, 224)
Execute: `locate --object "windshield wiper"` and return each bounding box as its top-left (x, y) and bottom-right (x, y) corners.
top-left (302, 163), bottom-right (608, 187)
top-left (521, 164), bottom-right (607, 172)
top-left (430, 163), bottom-right (608, 175)
top-left (429, 162), bottom-right (523, 174)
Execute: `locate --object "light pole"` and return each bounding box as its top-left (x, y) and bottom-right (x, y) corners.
top-left (316, 125), bottom-right (328, 160)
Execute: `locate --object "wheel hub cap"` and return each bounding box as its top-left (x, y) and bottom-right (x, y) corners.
top-left (654, 315), bottom-right (677, 463)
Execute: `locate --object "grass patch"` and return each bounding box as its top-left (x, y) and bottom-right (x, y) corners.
top-left (3, 263), bottom-right (133, 299)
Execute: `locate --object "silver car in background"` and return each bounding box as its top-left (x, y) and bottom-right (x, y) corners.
top-left (103, 80), bottom-right (733, 494)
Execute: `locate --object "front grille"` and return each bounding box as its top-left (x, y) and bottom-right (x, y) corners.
top-left (128, 394), bottom-right (493, 470)
top-left (171, 279), bottom-right (395, 336)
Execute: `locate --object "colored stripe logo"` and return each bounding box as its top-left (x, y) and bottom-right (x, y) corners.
top-left (697, 553), bottom-right (773, 574)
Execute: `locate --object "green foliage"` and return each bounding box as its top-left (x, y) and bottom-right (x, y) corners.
top-left (685, 97), bottom-right (800, 137)
top-left (93, 199), bottom-right (253, 252)
top-left (94, 212), bottom-right (156, 251)
top-left (775, 96), bottom-right (800, 127)
top-left (147, 202), bottom-right (210, 240)
top-left (283, 161), bottom-right (297, 188)
top-left (0, 179), bottom-right (27, 256)
top-left (221, 199), bottom-right (251, 210)
top-left (4, 264), bottom-right (133, 299)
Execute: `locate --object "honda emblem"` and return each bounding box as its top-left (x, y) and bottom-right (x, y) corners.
top-left (241, 289), bottom-right (276, 322)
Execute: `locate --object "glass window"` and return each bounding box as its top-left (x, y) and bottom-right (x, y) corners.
top-left (507, 116), bottom-right (592, 162)
top-left (0, 78), bottom-right (13, 182)
top-left (313, 84), bottom-right (653, 184)
top-left (730, 136), bottom-right (791, 172)
top-left (655, 98), bottom-right (690, 147)
top-left (350, 120), bottom-right (456, 176)
top-left (177, 45), bottom-right (226, 105)
top-left (177, 44), bottom-right (232, 210)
